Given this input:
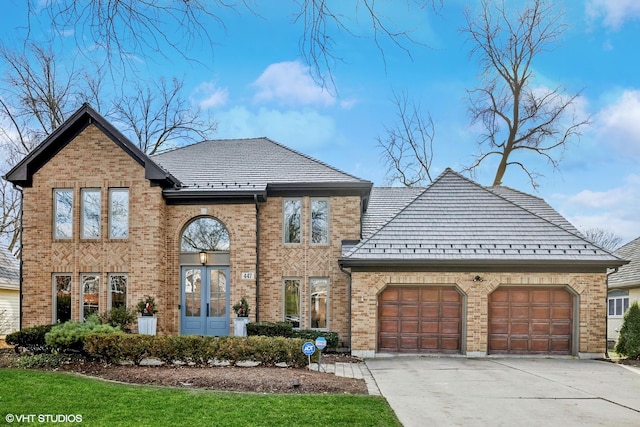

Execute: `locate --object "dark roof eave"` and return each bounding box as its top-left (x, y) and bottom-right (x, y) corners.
top-left (163, 189), bottom-right (268, 204)
top-left (339, 257), bottom-right (628, 273)
top-left (267, 181), bottom-right (372, 197)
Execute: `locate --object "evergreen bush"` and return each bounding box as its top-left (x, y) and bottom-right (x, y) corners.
top-left (615, 301), bottom-right (640, 359)
top-left (45, 315), bottom-right (120, 352)
top-left (5, 324), bottom-right (55, 353)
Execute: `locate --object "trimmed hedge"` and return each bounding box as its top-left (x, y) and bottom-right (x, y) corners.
top-left (247, 322), bottom-right (339, 349)
top-left (247, 321), bottom-right (293, 337)
top-left (85, 334), bottom-right (318, 367)
top-left (5, 324), bottom-right (55, 353)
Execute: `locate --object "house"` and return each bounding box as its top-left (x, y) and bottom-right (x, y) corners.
top-left (3, 104), bottom-right (626, 358)
top-left (607, 237), bottom-right (640, 347)
top-left (0, 244), bottom-right (19, 336)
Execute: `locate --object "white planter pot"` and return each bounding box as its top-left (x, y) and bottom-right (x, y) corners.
top-left (234, 317), bottom-right (250, 337)
top-left (138, 316), bottom-right (157, 336)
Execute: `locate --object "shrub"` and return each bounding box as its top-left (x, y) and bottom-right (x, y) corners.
top-left (85, 334), bottom-right (316, 367)
top-left (616, 301), bottom-right (640, 359)
top-left (247, 321), bottom-right (293, 337)
top-left (15, 353), bottom-right (70, 369)
top-left (5, 324), bottom-right (55, 353)
top-left (99, 306), bottom-right (137, 332)
top-left (45, 316), bottom-right (120, 352)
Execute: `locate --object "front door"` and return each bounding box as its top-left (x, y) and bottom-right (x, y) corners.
top-left (181, 266), bottom-right (229, 336)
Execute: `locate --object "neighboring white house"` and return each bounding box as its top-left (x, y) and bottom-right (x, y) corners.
top-left (0, 244), bottom-right (19, 337)
top-left (607, 236), bottom-right (640, 347)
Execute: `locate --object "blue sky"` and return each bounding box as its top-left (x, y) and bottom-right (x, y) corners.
top-left (2, 1), bottom-right (640, 244)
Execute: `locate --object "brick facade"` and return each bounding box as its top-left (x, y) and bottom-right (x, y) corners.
top-left (20, 124), bottom-right (361, 344)
top-left (350, 271), bottom-right (607, 357)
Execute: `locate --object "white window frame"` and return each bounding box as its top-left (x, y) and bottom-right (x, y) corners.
top-left (80, 273), bottom-right (100, 321)
top-left (81, 188), bottom-right (101, 239)
top-left (108, 274), bottom-right (128, 310)
top-left (310, 198), bottom-right (329, 245)
top-left (109, 188), bottom-right (129, 239)
top-left (52, 274), bottom-right (72, 323)
top-left (608, 290), bottom-right (630, 317)
top-left (283, 277), bottom-right (301, 328)
top-left (310, 277), bottom-right (329, 330)
top-left (283, 199), bottom-right (302, 244)
top-left (53, 189), bottom-right (73, 239)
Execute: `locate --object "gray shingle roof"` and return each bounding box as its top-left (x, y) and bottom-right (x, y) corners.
top-left (362, 187), bottom-right (425, 238)
top-left (342, 169), bottom-right (625, 267)
top-left (0, 245), bottom-right (19, 291)
top-left (151, 138), bottom-right (370, 193)
top-left (609, 237), bottom-right (640, 288)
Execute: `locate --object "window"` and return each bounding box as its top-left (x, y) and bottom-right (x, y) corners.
top-left (310, 278), bottom-right (328, 329)
top-left (181, 217), bottom-right (229, 252)
top-left (608, 290), bottom-right (629, 317)
top-left (284, 278), bottom-right (301, 328)
top-left (53, 189), bottom-right (73, 239)
top-left (81, 274), bottom-right (100, 321)
top-left (81, 189), bottom-right (101, 238)
top-left (53, 274), bottom-right (72, 323)
top-left (109, 188), bottom-right (129, 239)
top-left (283, 199), bottom-right (301, 244)
top-left (311, 199), bottom-right (329, 244)
top-left (109, 274), bottom-right (127, 309)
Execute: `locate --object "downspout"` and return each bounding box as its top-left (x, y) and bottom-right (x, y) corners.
top-left (339, 263), bottom-right (352, 352)
top-left (254, 194), bottom-right (260, 321)
top-left (605, 267), bottom-right (619, 359)
top-left (15, 185), bottom-right (24, 331)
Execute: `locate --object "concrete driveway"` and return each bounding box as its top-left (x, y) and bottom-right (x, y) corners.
top-left (365, 357), bottom-right (640, 427)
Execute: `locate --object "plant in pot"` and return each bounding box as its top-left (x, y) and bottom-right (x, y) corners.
top-left (136, 295), bottom-right (158, 335)
top-left (232, 297), bottom-right (251, 337)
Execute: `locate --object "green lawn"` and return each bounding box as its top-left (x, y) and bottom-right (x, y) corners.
top-left (0, 369), bottom-right (401, 427)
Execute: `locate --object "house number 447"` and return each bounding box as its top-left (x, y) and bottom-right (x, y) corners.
top-left (241, 272), bottom-right (255, 280)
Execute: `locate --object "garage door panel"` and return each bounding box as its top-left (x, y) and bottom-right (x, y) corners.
top-left (489, 287), bottom-right (573, 355)
top-left (378, 286), bottom-right (462, 354)
top-left (379, 320), bottom-right (399, 333)
top-left (400, 320), bottom-right (419, 333)
top-left (442, 305), bottom-right (461, 318)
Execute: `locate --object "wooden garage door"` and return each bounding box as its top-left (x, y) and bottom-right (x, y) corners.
top-left (378, 286), bottom-right (462, 353)
top-left (489, 287), bottom-right (573, 355)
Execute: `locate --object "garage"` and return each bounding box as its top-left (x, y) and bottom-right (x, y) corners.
top-left (378, 286), bottom-right (462, 353)
top-left (489, 287), bottom-right (574, 355)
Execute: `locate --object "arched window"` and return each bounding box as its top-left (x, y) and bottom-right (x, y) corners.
top-left (180, 217), bottom-right (229, 252)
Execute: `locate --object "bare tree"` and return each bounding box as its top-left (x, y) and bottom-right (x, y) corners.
top-left (583, 228), bottom-right (623, 252)
top-left (463, 0), bottom-right (589, 190)
top-left (30, 1), bottom-right (439, 91)
top-left (0, 44), bottom-right (216, 251)
top-left (295, 0), bottom-right (441, 89)
top-left (111, 77), bottom-right (217, 155)
top-left (378, 91), bottom-right (436, 186)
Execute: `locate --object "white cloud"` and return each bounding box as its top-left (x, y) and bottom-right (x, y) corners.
top-left (215, 106), bottom-right (337, 150)
top-left (193, 82), bottom-right (229, 109)
top-left (593, 90), bottom-right (640, 158)
top-left (252, 61), bottom-right (336, 107)
top-left (555, 174), bottom-right (640, 244)
top-left (587, 0), bottom-right (640, 30)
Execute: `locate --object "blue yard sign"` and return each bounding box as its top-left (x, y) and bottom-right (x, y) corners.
top-left (302, 341), bottom-right (316, 356)
top-left (315, 336), bottom-right (327, 351)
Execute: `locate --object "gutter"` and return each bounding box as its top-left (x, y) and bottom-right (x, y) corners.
top-left (254, 194), bottom-right (260, 321)
top-left (14, 185), bottom-right (23, 331)
top-left (605, 267), bottom-right (619, 359)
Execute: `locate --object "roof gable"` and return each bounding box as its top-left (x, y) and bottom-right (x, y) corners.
top-left (4, 104), bottom-right (180, 188)
top-left (342, 169), bottom-right (625, 269)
